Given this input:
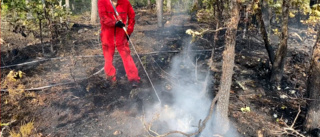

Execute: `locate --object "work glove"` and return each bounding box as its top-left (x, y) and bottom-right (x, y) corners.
top-left (115, 21), bottom-right (125, 28)
top-left (126, 34), bottom-right (130, 40)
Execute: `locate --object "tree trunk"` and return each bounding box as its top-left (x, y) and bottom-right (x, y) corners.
top-left (255, 0), bottom-right (275, 66)
top-left (91, 0), bottom-right (98, 24)
top-left (71, 0), bottom-right (75, 11)
top-left (242, 4), bottom-right (248, 39)
top-left (65, 0), bottom-right (70, 24)
top-left (156, 0), bottom-right (164, 27)
top-left (59, 0), bottom-right (63, 23)
top-left (304, 29), bottom-right (320, 133)
top-left (215, 0), bottom-right (240, 134)
top-left (26, 0), bottom-right (33, 19)
top-left (216, 0), bottom-right (224, 27)
top-left (270, 0), bottom-right (290, 87)
top-left (209, 23), bottom-right (219, 71)
top-left (39, 19), bottom-right (44, 54)
top-left (147, 0), bottom-right (151, 9)
top-left (267, 1), bottom-right (272, 36)
top-left (167, 0), bottom-right (171, 12)
top-left (66, 0), bottom-right (70, 11)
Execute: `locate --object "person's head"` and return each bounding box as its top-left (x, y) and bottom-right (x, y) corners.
top-left (111, 0), bottom-right (118, 5)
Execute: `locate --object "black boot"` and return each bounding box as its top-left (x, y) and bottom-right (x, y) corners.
top-left (131, 81), bottom-right (139, 88)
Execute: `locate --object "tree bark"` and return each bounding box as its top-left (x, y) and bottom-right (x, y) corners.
top-left (167, 0), bottom-right (171, 12)
top-left (71, 0), bottom-right (75, 11)
top-left (255, 0), bottom-right (275, 66)
top-left (156, 0), bottom-right (164, 27)
top-left (65, 0), bottom-right (70, 24)
top-left (39, 19), bottom-right (44, 54)
top-left (26, 0), bottom-right (33, 19)
top-left (66, 0), bottom-right (70, 11)
top-left (267, 1), bottom-right (272, 34)
top-left (147, 0), bottom-right (151, 9)
top-left (59, 0), bottom-right (63, 23)
top-left (304, 29), bottom-right (320, 133)
top-left (270, 0), bottom-right (290, 86)
top-left (215, 0), bottom-right (240, 133)
top-left (91, 0), bottom-right (98, 24)
top-left (216, 0), bottom-right (224, 27)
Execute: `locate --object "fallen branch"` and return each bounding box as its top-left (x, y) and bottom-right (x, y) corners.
top-left (271, 105), bottom-right (305, 137)
top-left (1, 120), bottom-right (17, 137)
top-left (1, 50), bottom-right (213, 69)
top-left (1, 67), bottom-right (104, 92)
top-left (0, 55), bottom-right (102, 69)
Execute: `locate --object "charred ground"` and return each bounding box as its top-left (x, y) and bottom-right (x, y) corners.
top-left (1, 9), bottom-right (317, 137)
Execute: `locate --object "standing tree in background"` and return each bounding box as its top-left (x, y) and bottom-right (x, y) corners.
top-left (254, 0), bottom-right (275, 66)
top-left (91, 0), bottom-right (98, 24)
top-left (167, 0), bottom-right (171, 12)
top-left (270, 0), bottom-right (290, 88)
top-left (147, 0), bottom-right (151, 9)
top-left (304, 28), bottom-right (320, 134)
top-left (156, 0), bottom-right (164, 27)
top-left (66, 0), bottom-right (70, 10)
top-left (215, 0), bottom-right (240, 133)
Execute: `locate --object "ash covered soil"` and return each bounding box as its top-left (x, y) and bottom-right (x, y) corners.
top-left (1, 9), bottom-right (318, 137)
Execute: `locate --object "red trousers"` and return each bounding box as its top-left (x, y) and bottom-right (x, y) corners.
top-left (98, 0), bottom-right (139, 82)
top-left (102, 42), bottom-right (140, 82)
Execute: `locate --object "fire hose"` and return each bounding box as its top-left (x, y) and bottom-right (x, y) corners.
top-left (109, 0), bottom-right (161, 104)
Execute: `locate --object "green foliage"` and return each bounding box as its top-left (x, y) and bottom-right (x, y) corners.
top-left (2, 0), bottom-right (70, 38)
top-left (129, 0), bottom-right (151, 7)
top-left (303, 4), bottom-right (320, 25)
top-left (240, 106), bottom-right (251, 113)
top-left (195, 0), bottom-right (216, 23)
top-left (202, 0), bottom-right (215, 10)
top-left (1, 0), bottom-right (27, 23)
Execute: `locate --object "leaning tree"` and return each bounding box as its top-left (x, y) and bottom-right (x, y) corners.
top-left (304, 28), bottom-right (320, 134)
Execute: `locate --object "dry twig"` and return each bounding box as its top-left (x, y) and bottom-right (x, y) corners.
top-left (271, 105), bottom-right (305, 137)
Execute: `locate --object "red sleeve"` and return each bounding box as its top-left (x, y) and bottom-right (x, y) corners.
top-left (127, 1), bottom-right (135, 35)
top-left (98, 0), bottom-right (116, 27)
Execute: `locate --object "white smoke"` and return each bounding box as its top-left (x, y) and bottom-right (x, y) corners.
top-left (144, 42), bottom-right (239, 137)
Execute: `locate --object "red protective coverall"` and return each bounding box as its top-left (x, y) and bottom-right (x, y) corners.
top-left (98, 0), bottom-right (140, 82)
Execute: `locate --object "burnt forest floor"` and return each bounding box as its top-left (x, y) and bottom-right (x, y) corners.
top-left (1, 9), bottom-right (318, 137)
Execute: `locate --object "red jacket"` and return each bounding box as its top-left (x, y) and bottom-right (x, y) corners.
top-left (98, 0), bottom-right (135, 46)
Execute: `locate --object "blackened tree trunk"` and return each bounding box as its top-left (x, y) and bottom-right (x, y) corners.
top-left (39, 19), bottom-right (44, 54)
top-left (216, 0), bottom-right (240, 133)
top-left (304, 29), bottom-right (320, 133)
top-left (270, 0), bottom-right (290, 86)
top-left (215, 0), bottom-right (224, 27)
top-left (91, 0), bottom-right (98, 24)
top-left (255, 0), bottom-right (275, 65)
top-left (156, 0), bottom-right (164, 27)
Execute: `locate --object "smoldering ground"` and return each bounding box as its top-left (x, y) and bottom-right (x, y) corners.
top-left (140, 40), bottom-right (239, 136)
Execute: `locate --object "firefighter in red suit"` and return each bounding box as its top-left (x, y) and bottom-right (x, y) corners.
top-left (98, 0), bottom-right (140, 87)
